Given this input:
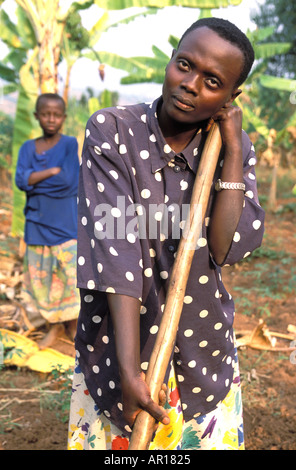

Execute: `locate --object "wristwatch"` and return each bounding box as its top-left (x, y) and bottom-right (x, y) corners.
top-left (215, 179), bottom-right (245, 192)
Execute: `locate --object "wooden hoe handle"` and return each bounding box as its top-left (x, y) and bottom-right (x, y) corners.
top-left (128, 122), bottom-right (222, 450)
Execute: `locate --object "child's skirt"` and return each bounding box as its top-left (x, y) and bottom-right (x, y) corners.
top-left (68, 354), bottom-right (245, 451)
top-left (22, 239), bottom-right (80, 324)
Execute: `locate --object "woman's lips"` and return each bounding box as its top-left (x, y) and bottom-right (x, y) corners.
top-left (173, 95), bottom-right (195, 111)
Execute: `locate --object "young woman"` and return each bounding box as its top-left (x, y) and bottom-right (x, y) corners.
top-left (68, 18), bottom-right (265, 450)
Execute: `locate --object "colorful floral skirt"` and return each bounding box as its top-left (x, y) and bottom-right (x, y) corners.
top-left (68, 355), bottom-right (244, 451)
top-left (22, 239), bottom-right (80, 324)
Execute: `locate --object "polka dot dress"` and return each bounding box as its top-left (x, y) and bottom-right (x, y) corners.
top-left (75, 97), bottom-right (265, 436)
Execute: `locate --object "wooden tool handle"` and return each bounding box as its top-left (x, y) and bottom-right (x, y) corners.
top-left (128, 122), bottom-right (222, 450)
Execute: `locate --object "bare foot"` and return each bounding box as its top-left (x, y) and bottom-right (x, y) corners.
top-left (65, 319), bottom-right (77, 342)
top-left (38, 323), bottom-right (65, 349)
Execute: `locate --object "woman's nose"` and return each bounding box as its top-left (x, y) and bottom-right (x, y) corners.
top-left (181, 74), bottom-right (199, 95)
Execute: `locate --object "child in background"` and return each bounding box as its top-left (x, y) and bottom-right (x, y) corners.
top-left (15, 93), bottom-right (80, 349)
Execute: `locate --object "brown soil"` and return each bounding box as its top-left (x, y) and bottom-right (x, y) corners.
top-left (0, 166), bottom-right (296, 451)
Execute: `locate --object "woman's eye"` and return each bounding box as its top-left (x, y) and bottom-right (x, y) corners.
top-left (178, 60), bottom-right (189, 70)
top-left (206, 78), bottom-right (220, 88)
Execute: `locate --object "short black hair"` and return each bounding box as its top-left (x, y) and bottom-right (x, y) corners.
top-left (36, 93), bottom-right (66, 112)
top-left (178, 17), bottom-right (255, 87)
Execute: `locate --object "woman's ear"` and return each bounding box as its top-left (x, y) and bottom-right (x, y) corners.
top-left (225, 88), bottom-right (242, 107)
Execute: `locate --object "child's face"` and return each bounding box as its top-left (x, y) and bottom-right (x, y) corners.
top-left (35, 99), bottom-right (66, 136)
top-left (160, 27), bottom-right (244, 129)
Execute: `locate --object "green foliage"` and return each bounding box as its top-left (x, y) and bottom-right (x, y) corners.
top-left (0, 112), bottom-right (13, 170)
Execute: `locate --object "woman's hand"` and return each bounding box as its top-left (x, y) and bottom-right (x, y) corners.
top-left (121, 371), bottom-right (170, 429)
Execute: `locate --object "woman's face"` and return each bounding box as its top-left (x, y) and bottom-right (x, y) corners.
top-left (35, 99), bottom-right (66, 136)
top-left (159, 27), bottom-right (244, 133)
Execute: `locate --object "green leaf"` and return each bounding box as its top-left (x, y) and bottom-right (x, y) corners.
top-left (255, 42), bottom-right (291, 60)
top-left (0, 63), bottom-right (18, 83)
top-left (94, 0), bottom-right (242, 9)
top-left (260, 75), bottom-right (296, 92)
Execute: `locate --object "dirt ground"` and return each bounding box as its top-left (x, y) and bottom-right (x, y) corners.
top-left (0, 166), bottom-right (295, 451)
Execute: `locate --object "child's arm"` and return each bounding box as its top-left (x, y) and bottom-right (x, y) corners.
top-left (27, 167), bottom-right (61, 186)
top-left (107, 293), bottom-right (170, 429)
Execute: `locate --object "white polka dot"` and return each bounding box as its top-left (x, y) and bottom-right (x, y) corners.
top-left (96, 114), bottom-right (105, 123)
top-left (160, 271), bottom-right (168, 279)
top-left (182, 403), bottom-right (187, 410)
top-left (84, 295), bottom-right (93, 303)
top-left (111, 207), bottom-right (121, 218)
top-left (86, 198), bottom-right (90, 207)
top-left (164, 144), bottom-right (171, 153)
top-left (128, 128), bottom-right (134, 136)
top-left (104, 410), bottom-right (111, 418)
top-left (199, 309), bottom-right (208, 318)
top-left (106, 287), bottom-right (115, 293)
top-left (202, 367), bottom-right (207, 375)
top-left (114, 133), bottom-right (119, 144)
top-left (141, 189), bottom-right (151, 199)
top-left (245, 190), bottom-right (254, 199)
top-left (94, 146), bottom-right (101, 155)
top-left (149, 134), bottom-right (156, 142)
top-left (144, 268), bottom-right (153, 277)
top-left (106, 358), bottom-right (111, 366)
top-left (81, 216), bottom-right (87, 226)
top-left (155, 211), bottom-right (163, 221)
top-left (149, 248), bottom-right (156, 257)
top-left (102, 142), bottom-right (111, 150)
top-left (197, 237), bottom-right (207, 248)
top-left (184, 295), bottom-right (193, 304)
top-left (212, 374), bottom-right (217, 382)
top-left (109, 170), bottom-right (118, 180)
top-left (102, 336), bottom-right (109, 344)
top-left (94, 221), bottom-right (103, 232)
top-left (206, 395), bottom-right (214, 402)
top-left (87, 344), bottom-right (94, 352)
top-left (225, 378), bottom-right (230, 387)
top-left (87, 280), bottom-right (95, 289)
top-left (188, 360), bottom-right (196, 368)
top-left (155, 172), bottom-right (162, 182)
top-left (119, 144), bottom-right (127, 154)
top-left (97, 182), bottom-right (105, 192)
top-left (199, 275), bottom-right (209, 284)
top-left (212, 350), bottom-right (220, 357)
top-left (141, 114), bottom-right (147, 123)
top-left (93, 365), bottom-right (99, 373)
top-left (252, 220), bottom-right (261, 230)
top-left (140, 150), bottom-right (150, 159)
top-left (92, 315), bottom-right (102, 323)
top-left (117, 402), bottom-right (123, 410)
top-left (141, 362), bottom-right (149, 371)
top-left (140, 306), bottom-right (147, 314)
top-left (97, 388), bottom-right (102, 396)
top-left (243, 251), bottom-right (251, 258)
top-left (248, 172), bottom-right (255, 180)
top-left (192, 387), bottom-right (201, 393)
top-left (78, 256), bottom-right (85, 266)
top-left (180, 180), bottom-right (188, 191)
top-left (127, 233), bottom-right (136, 243)
top-left (150, 325), bottom-right (159, 334)
top-left (125, 271), bottom-right (134, 282)
top-left (85, 129), bottom-right (90, 138)
top-left (184, 329), bottom-right (193, 337)
top-left (214, 322), bottom-right (223, 330)
top-left (233, 232), bottom-right (241, 242)
top-left (248, 157), bottom-right (256, 166)
top-left (97, 263), bottom-right (103, 273)
top-left (109, 381), bottom-right (115, 389)
top-left (109, 247), bottom-right (118, 256)
top-left (87, 159), bottom-right (91, 168)
top-left (199, 340), bottom-right (208, 348)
